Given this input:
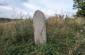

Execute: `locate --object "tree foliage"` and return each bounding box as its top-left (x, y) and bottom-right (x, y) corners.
top-left (73, 0), bottom-right (85, 17)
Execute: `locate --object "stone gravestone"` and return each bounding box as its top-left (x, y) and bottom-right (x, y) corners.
top-left (33, 10), bottom-right (47, 45)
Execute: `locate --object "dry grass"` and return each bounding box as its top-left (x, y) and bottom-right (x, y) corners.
top-left (0, 16), bottom-right (85, 55)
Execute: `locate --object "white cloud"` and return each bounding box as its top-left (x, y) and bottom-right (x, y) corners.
top-left (0, 0), bottom-right (76, 18)
top-left (0, 6), bottom-right (27, 18)
top-left (23, 0), bottom-right (75, 16)
top-left (0, 6), bottom-right (12, 10)
top-left (40, 0), bottom-right (75, 16)
top-left (38, 0), bottom-right (73, 12)
top-left (23, 3), bottom-right (41, 11)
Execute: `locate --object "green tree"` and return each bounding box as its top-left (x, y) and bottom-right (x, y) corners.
top-left (73, 0), bottom-right (85, 17)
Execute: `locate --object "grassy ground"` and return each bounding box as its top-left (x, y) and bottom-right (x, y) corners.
top-left (0, 15), bottom-right (85, 55)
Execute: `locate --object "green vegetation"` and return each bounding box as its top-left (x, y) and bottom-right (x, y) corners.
top-left (73, 0), bottom-right (85, 17)
top-left (0, 16), bottom-right (85, 55)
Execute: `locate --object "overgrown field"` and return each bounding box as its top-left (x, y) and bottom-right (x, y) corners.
top-left (0, 16), bottom-right (85, 55)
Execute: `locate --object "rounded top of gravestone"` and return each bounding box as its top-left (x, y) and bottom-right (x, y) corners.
top-left (35, 10), bottom-right (43, 14)
top-left (33, 10), bottom-right (45, 19)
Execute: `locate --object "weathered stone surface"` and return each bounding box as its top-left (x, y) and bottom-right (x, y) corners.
top-left (33, 10), bottom-right (47, 45)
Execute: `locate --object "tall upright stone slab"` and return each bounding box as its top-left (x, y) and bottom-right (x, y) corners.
top-left (33, 10), bottom-right (47, 45)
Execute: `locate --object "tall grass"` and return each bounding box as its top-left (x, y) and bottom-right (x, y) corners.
top-left (0, 16), bottom-right (85, 55)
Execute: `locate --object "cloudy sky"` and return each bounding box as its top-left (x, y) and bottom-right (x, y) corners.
top-left (0, 0), bottom-right (77, 18)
